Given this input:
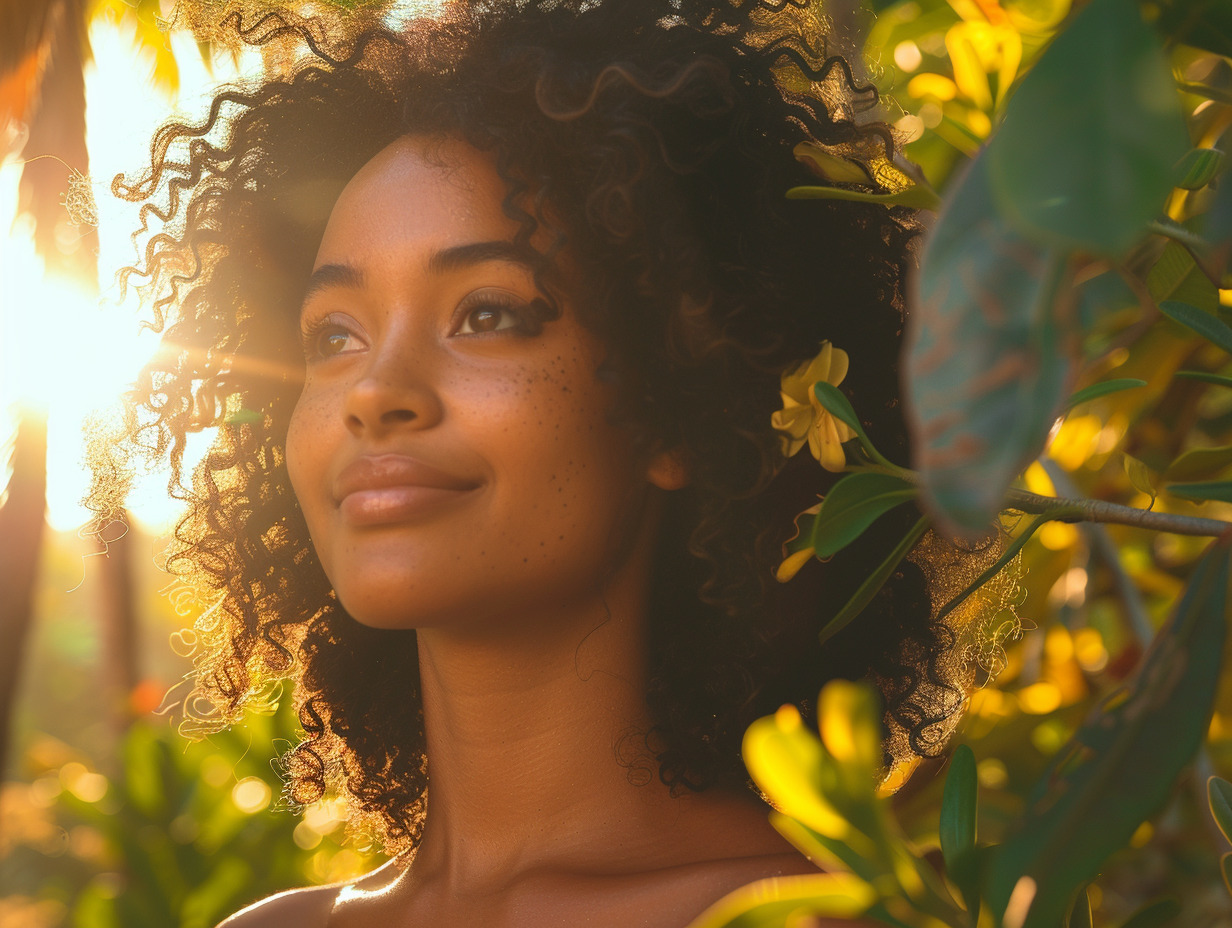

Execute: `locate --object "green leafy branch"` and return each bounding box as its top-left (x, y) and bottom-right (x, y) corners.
top-left (708, 0), bottom-right (1232, 925)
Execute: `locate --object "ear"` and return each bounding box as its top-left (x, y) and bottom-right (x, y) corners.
top-left (646, 446), bottom-right (690, 491)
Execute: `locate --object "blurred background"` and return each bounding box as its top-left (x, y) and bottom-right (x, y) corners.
top-left (2, 1), bottom-right (1231, 926)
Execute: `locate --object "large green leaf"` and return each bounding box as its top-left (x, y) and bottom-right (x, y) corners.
top-left (809, 473), bottom-right (917, 558)
top-left (907, 154), bottom-right (1076, 532)
top-left (985, 538), bottom-right (1232, 928)
top-left (986, 0), bottom-right (1188, 256)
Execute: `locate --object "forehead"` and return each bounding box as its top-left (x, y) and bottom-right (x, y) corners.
top-left (315, 135), bottom-right (518, 264)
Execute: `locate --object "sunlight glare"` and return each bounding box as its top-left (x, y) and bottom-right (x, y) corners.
top-left (1, 16), bottom-right (261, 533)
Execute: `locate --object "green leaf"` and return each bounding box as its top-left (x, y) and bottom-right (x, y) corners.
top-left (685, 872), bottom-right (876, 928)
top-left (1175, 148), bottom-right (1227, 191)
top-left (1124, 454), bottom-right (1158, 499)
top-left (1118, 899), bottom-right (1181, 928)
top-left (1066, 886), bottom-right (1093, 928)
top-left (1165, 480), bottom-right (1232, 502)
top-left (812, 382), bottom-right (894, 468)
top-left (809, 473), bottom-right (917, 558)
top-left (1149, 242), bottom-right (1219, 314)
top-left (819, 516), bottom-right (930, 646)
top-left (940, 745), bottom-right (977, 869)
top-left (907, 154), bottom-right (1075, 532)
top-left (1208, 777), bottom-right (1232, 844)
top-left (1222, 853), bottom-right (1232, 897)
top-left (770, 813), bottom-right (879, 883)
top-left (1164, 445), bottom-right (1232, 482)
top-left (940, 745), bottom-right (980, 919)
top-left (1065, 378), bottom-right (1146, 411)
top-left (1158, 301), bottom-right (1232, 354)
top-left (787, 184), bottom-right (942, 211)
top-left (985, 537), bottom-right (1232, 928)
top-left (986, 0), bottom-right (1189, 256)
top-left (1175, 370), bottom-right (1232, 389)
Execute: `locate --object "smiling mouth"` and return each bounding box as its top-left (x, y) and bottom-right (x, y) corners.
top-left (335, 454), bottom-right (481, 526)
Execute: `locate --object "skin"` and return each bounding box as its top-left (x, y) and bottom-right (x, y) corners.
top-left (219, 136), bottom-right (841, 928)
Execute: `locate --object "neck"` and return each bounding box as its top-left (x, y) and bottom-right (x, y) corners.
top-left (408, 505), bottom-right (685, 890)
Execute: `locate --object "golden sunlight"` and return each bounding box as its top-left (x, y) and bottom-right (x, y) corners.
top-left (1, 17), bottom-right (260, 533)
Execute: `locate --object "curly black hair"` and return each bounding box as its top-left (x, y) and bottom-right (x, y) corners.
top-left (90, 0), bottom-right (962, 851)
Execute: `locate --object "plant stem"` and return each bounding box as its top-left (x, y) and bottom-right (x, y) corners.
top-left (1002, 488), bottom-right (1232, 537)
top-left (1040, 460), bottom-right (1154, 643)
top-left (1041, 461), bottom-right (1231, 858)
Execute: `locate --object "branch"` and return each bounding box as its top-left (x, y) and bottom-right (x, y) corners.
top-left (1002, 488), bottom-right (1232, 537)
top-left (1041, 461), bottom-right (1231, 857)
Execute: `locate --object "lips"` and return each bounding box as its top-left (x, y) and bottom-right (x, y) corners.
top-left (335, 454), bottom-right (481, 525)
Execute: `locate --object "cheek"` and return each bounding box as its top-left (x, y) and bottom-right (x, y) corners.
top-left (284, 387), bottom-right (336, 530)
top-left (480, 358), bottom-right (640, 570)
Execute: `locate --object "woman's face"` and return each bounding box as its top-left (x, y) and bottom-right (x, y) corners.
top-left (286, 136), bottom-right (664, 631)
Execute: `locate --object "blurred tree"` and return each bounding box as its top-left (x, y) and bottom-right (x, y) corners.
top-left (0, 412), bottom-right (48, 795)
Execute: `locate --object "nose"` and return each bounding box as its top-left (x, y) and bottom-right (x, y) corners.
top-left (343, 340), bottom-right (444, 439)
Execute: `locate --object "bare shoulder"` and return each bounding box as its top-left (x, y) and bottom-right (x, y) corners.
top-left (216, 857), bottom-right (405, 928)
top-left (215, 884), bottom-right (339, 928)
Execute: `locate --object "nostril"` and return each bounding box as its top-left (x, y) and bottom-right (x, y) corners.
top-left (381, 409), bottom-right (418, 426)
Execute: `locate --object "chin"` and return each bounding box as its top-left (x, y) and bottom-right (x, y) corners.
top-left (334, 589), bottom-right (442, 631)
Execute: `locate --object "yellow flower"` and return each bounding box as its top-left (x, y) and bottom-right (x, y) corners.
top-left (771, 341), bottom-right (856, 472)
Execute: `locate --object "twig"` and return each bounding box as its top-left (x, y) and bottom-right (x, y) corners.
top-left (1040, 460), bottom-right (1154, 643)
top-left (1148, 219), bottom-right (1210, 254)
top-left (1002, 488), bottom-right (1231, 537)
top-left (1041, 460), bottom-right (1230, 856)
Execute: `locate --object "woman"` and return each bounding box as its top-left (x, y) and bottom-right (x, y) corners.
top-left (94, 0), bottom-right (958, 924)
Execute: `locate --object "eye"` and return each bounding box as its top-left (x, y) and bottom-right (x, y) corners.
top-left (453, 289), bottom-right (532, 336)
top-left (302, 316), bottom-right (363, 360)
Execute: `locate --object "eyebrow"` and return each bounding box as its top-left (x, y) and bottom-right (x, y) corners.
top-left (301, 240), bottom-right (540, 306)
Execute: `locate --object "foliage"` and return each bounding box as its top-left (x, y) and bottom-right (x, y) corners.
top-left (2, 697), bottom-right (379, 928)
top-left (694, 0), bottom-right (1232, 925)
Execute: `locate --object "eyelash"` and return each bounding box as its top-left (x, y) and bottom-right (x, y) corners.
top-left (301, 315), bottom-right (359, 362)
top-left (452, 290), bottom-right (539, 336)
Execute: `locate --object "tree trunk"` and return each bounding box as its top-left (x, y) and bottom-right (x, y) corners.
top-left (0, 410), bottom-right (49, 781)
top-left (96, 509), bottom-right (139, 753)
